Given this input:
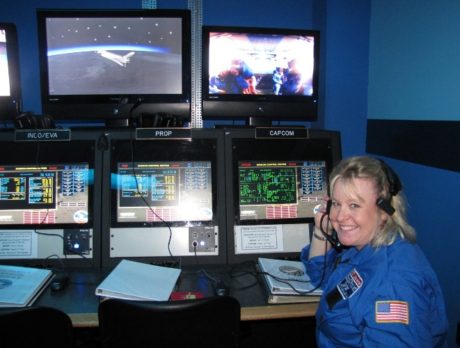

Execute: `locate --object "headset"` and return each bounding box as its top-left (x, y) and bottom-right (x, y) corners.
top-left (14, 112), bottom-right (55, 129)
top-left (319, 159), bottom-right (402, 251)
top-left (320, 200), bottom-right (343, 251)
top-left (136, 112), bottom-right (183, 128)
top-left (375, 159), bottom-right (402, 216)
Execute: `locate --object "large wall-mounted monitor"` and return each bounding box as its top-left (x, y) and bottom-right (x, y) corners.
top-left (0, 23), bottom-right (21, 123)
top-left (36, 9), bottom-right (191, 126)
top-left (202, 26), bottom-right (320, 125)
top-left (225, 128), bottom-right (341, 263)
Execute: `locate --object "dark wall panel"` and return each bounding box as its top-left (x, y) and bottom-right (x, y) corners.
top-left (366, 119), bottom-right (460, 172)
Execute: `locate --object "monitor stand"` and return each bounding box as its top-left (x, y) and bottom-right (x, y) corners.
top-left (247, 116), bottom-right (272, 127)
top-left (105, 118), bottom-right (130, 128)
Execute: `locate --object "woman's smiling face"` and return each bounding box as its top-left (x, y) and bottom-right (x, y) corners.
top-left (329, 177), bottom-right (387, 250)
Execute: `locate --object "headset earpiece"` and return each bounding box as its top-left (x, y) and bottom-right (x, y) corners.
top-left (39, 114), bottom-right (55, 129)
top-left (376, 197), bottom-right (395, 216)
top-left (14, 112), bottom-right (55, 129)
top-left (14, 112), bottom-right (35, 129)
top-left (376, 159), bottom-right (402, 215)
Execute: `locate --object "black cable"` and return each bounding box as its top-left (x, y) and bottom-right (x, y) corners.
top-left (227, 261), bottom-right (262, 292)
top-left (33, 141), bottom-right (70, 267)
top-left (34, 142), bottom-right (52, 226)
top-left (127, 105), bottom-right (179, 266)
top-left (33, 133), bottom-right (96, 268)
top-left (229, 260), bottom-right (318, 295)
top-left (319, 211), bottom-right (343, 251)
top-left (315, 209), bottom-right (344, 292)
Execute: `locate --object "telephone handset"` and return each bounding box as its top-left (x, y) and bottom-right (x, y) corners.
top-left (320, 200), bottom-right (343, 251)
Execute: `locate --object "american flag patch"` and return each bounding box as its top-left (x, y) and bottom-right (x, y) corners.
top-left (375, 301), bottom-right (409, 324)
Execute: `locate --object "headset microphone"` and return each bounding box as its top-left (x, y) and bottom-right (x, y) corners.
top-left (319, 200), bottom-right (343, 251)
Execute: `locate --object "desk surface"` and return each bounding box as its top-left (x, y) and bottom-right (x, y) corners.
top-left (33, 262), bottom-right (319, 327)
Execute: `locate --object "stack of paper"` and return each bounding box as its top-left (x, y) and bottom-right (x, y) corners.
top-left (96, 259), bottom-right (181, 301)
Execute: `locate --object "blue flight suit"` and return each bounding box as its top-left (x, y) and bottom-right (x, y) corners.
top-left (301, 237), bottom-right (448, 347)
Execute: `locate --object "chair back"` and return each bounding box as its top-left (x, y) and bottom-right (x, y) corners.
top-left (0, 306), bottom-right (75, 348)
top-left (98, 296), bottom-right (241, 348)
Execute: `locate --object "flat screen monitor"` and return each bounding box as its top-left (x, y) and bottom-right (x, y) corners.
top-left (115, 161), bottom-right (213, 224)
top-left (225, 131), bottom-right (341, 263)
top-left (229, 134), bottom-right (341, 226)
top-left (202, 26), bottom-right (320, 125)
top-left (36, 9), bottom-right (191, 126)
top-left (0, 23), bottom-right (21, 122)
top-left (110, 136), bottom-right (219, 228)
top-left (0, 163), bottom-right (90, 227)
top-left (238, 160), bottom-right (327, 222)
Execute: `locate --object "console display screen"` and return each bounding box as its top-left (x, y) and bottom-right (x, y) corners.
top-left (116, 161), bottom-right (213, 223)
top-left (0, 164), bottom-right (90, 225)
top-left (238, 160), bottom-right (327, 221)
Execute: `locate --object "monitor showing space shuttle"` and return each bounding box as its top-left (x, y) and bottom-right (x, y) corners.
top-left (36, 9), bottom-right (192, 123)
top-left (42, 15), bottom-right (184, 95)
top-left (97, 50), bottom-right (135, 67)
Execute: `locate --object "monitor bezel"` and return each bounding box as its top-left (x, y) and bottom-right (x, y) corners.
top-left (109, 138), bottom-right (220, 228)
top-left (232, 139), bottom-right (336, 226)
top-left (224, 128), bottom-right (342, 263)
top-left (0, 22), bottom-right (21, 123)
top-left (36, 9), bottom-right (192, 126)
top-left (202, 25), bottom-right (320, 124)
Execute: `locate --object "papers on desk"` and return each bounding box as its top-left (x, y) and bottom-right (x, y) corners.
top-left (95, 259), bottom-right (181, 301)
top-left (0, 264), bottom-right (54, 307)
top-left (258, 258), bottom-right (322, 304)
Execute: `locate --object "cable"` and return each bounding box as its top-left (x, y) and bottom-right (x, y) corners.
top-left (128, 97), bottom-right (143, 127)
top-left (313, 209), bottom-right (345, 292)
top-left (227, 261), bottom-right (260, 292)
top-left (227, 260), bottom-right (317, 295)
top-left (319, 209), bottom-right (343, 251)
top-left (128, 118), bottom-right (179, 265)
top-left (33, 137), bottom-right (95, 268)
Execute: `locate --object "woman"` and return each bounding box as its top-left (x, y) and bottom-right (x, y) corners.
top-left (301, 156), bottom-right (448, 347)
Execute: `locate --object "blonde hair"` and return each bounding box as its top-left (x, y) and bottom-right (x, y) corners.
top-left (329, 156), bottom-right (416, 247)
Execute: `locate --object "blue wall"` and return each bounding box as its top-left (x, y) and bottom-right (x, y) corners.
top-left (368, 0), bottom-right (460, 121)
top-left (367, 1), bottom-right (460, 345)
top-left (1, 0), bottom-right (458, 345)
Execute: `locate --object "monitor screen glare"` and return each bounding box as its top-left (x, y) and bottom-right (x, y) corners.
top-left (0, 28), bottom-right (12, 97)
top-left (116, 161), bottom-right (213, 223)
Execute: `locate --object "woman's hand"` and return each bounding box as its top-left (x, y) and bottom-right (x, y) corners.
top-left (314, 197), bottom-right (333, 235)
top-left (308, 198), bottom-right (332, 258)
